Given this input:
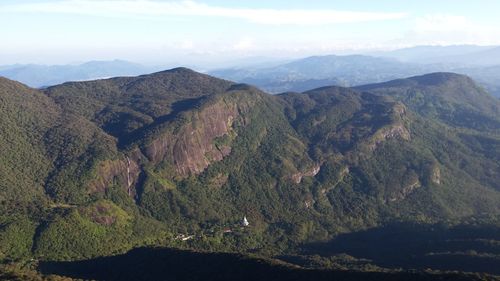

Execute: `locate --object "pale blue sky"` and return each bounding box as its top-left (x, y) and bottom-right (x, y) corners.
top-left (1, 0), bottom-right (499, 65)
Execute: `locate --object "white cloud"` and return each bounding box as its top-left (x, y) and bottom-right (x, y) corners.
top-left (178, 40), bottom-right (194, 50)
top-left (232, 38), bottom-right (255, 51)
top-left (2, 0), bottom-right (407, 25)
top-left (401, 14), bottom-right (500, 45)
top-left (414, 14), bottom-right (470, 33)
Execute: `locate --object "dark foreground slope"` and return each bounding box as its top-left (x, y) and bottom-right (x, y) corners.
top-left (0, 70), bottom-right (499, 277)
top-left (37, 247), bottom-right (491, 281)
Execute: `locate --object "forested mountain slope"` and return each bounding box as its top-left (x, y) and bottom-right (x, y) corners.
top-left (0, 70), bottom-right (499, 278)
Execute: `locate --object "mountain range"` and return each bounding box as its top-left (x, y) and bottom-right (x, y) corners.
top-left (0, 60), bottom-right (161, 88)
top-left (370, 45), bottom-right (498, 64)
top-left (209, 46), bottom-right (500, 97)
top-left (3, 45), bottom-right (500, 99)
top-left (209, 55), bottom-right (432, 93)
top-left (0, 68), bottom-right (499, 279)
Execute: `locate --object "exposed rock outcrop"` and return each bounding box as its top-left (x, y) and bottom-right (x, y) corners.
top-left (367, 103), bottom-right (410, 151)
top-left (429, 164), bottom-right (441, 185)
top-left (144, 95), bottom-right (254, 177)
top-left (292, 165), bottom-right (321, 184)
top-left (87, 155), bottom-right (141, 197)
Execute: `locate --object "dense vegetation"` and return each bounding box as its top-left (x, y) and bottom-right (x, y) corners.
top-left (0, 69), bottom-right (499, 279)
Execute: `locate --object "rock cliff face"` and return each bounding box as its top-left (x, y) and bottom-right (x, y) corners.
top-left (144, 94), bottom-right (254, 177)
top-left (88, 157), bottom-right (141, 196)
top-left (85, 88), bottom-right (268, 195)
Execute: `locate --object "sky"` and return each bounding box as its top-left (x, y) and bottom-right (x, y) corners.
top-left (1, 0), bottom-right (500, 66)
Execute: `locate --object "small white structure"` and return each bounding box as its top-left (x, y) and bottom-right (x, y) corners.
top-left (175, 234), bottom-right (194, 241)
top-left (181, 235), bottom-right (194, 241)
top-left (242, 216), bottom-right (249, 227)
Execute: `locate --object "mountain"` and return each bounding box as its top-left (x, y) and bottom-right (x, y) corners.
top-left (458, 65), bottom-right (500, 97)
top-left (210, 53), bottom-right (500, 98)
top-left (427, 47), bottom-right (500, 66)
top-left (356, 72), bottom-right (500, 131)
top-left (0, 69), bottom-right (499, 278)
top-left (209, 55), bottom-right (437, 93)
top-left (370, 45), bottom-right (497, 64)
top-left (369, 45), bottom-right (500, 97)
top-left (0, 60), bottom-right (160, 88)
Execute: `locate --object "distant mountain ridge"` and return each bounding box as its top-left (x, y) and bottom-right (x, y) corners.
top-left (209, 54), bottom-right (433, 93)
top-left (370, 45), bottom-right (498, 64)
top-left (210, 50), bottom-right (500, 97)
top-left (3, 45), bottom-right (500, 96)
top-left (0, 60), bottom-right (162, 88)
